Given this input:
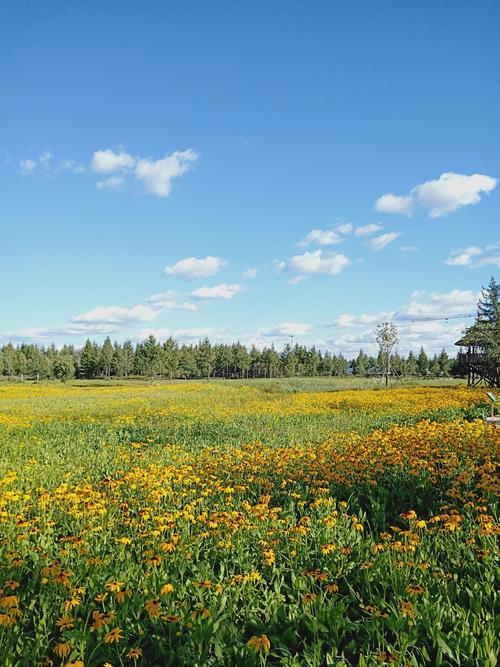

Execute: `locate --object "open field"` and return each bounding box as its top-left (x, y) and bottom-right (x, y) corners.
top-left (0, 381), bottom-right (498, 666)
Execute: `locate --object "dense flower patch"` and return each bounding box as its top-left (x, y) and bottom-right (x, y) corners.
top-left (0, 385), bottom-right (497, 665)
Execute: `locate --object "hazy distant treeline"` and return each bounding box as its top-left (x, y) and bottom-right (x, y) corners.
top-left (0, 336), bottom-right (458, 382)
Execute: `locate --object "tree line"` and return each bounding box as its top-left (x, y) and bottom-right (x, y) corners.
top-left (0, 336), bottom-right (458, 383)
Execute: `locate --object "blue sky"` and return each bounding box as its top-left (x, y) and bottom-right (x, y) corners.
top-left (1, 0), bottom-right (499, 355)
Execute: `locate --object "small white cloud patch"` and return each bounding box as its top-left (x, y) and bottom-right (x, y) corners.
top-left (376, 172), bottom-right (497, 218)
top-left (164, 256), bottom-right (226, 281)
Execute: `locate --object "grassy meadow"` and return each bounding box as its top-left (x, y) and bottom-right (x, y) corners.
top-left (0, 379), bottom-right (498, 666)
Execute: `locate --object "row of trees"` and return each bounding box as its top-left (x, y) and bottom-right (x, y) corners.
top-left (0, 336), bottom-right (458, 383)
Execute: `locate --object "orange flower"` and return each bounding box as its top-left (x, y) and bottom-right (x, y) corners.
top-left (56, 616), bottom-right (74, 631)
top-left (54, 642), bottom-right (72, 658)
top-left (145, 598), bottom-right (161, 618)
top-left (247, 634), bottom-right (271, 653)
top-left (400, 600), bottom-right (415, 618)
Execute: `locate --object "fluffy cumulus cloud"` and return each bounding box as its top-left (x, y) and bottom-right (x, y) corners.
top-left (190, 283), bottom-right (244, 300)
top-left (135, 149), bottom-right (198, 197)
top-left (445, 243), bottom-right (500, 269)
top-left (90, 149), bottom-right (135, 173)
top-left (259, 322), bottom-right (311, 337)
top-left (277, 249), bottom-right (351, 276)
top-left (368, 232), bottom-right (400, 252)
top-left (375, 193), bottom-right (414, 216)
top-left (90, 147), bottom-right (198, 197)
top-left (242, 267), bottom-right (258, 279)
top-left (376, 172), bottom-right (497, 218)
top-left (164, 256), bottom-right (226, 281)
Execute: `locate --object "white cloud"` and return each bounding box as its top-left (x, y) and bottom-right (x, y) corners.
top-left (278, 249), bottom-right (351, 276)
top-left (242, 268), bottom-right (258, 279)
top-left (19, 152), bottom-right (86, 177)
top-left (368, 232), bottom-right (400, 252)
top-left (320, 287), bottom-right (481, 356)
top-left (57, 160), bottom-right (85, 174)
top-left (375, 193), bottom-right (414, 216)
top-left (445, 243), bottom-right (500, 269)
top-left (400, 245), bottom-right (418, 254)
top-left (376, 172), bottom-right (497, 218)
top-left (337, 223), bottom-right (354, 234)
top-left (164, 256), bottom-right (226, 281)
top-left (297, 224), bottom-right (354, 247)
top-left (135, 149), bottom-right (198, 197)
top-left (91, 149), bottom-right (135, 173)
top-left (96, 177), bottom-right (125, 191)
top-left (396, 289), bottom-right (478, 320)
top-left (260, 322), bottom-right (311, 337)
top-left (146, 292), bottom-right (198, 311)
top-left (298, 229), bottom-right (343, 246)
top-left (19, 151), bottom-right (53, 175)
top-left (333, 312), bottom-right (392, 328)
top-left (475, 255), bottom-right (500, 268)
top-left (288, 275), bottom-right (307, 285)
top-left (72, 304), bottom-right (159, 325)
top-left (190, 283), bottom-right (243, 300)
top-left (146, 290), bottom-right (178, 304)
top-left (445, 246), bottom-right (483, 266)
top-left (355, 223), bottom-right (383, 237)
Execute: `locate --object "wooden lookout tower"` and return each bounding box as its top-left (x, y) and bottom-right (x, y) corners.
top-left (455, 334), bottom-right (498, 387)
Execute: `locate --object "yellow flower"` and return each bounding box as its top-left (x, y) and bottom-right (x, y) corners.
top-left (160, 583), bottom-right (174, 595)
top-left (126, 648), bottom-right (143, 659)
top-left (302, 593), bottom-right (317, 603)
top-left (63, 596), bottom-right (81, 611)
top-left (105, 581), bottom-right (125, 593)
top-left (104, 627), bottom-right (124, 643)
top-left (56, 616), bottom-right (74, 630)
top-left (247, 634), bottom-right (271, 653)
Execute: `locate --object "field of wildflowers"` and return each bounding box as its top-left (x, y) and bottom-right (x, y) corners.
top-left (0, 382), bottom-right (497, 666)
